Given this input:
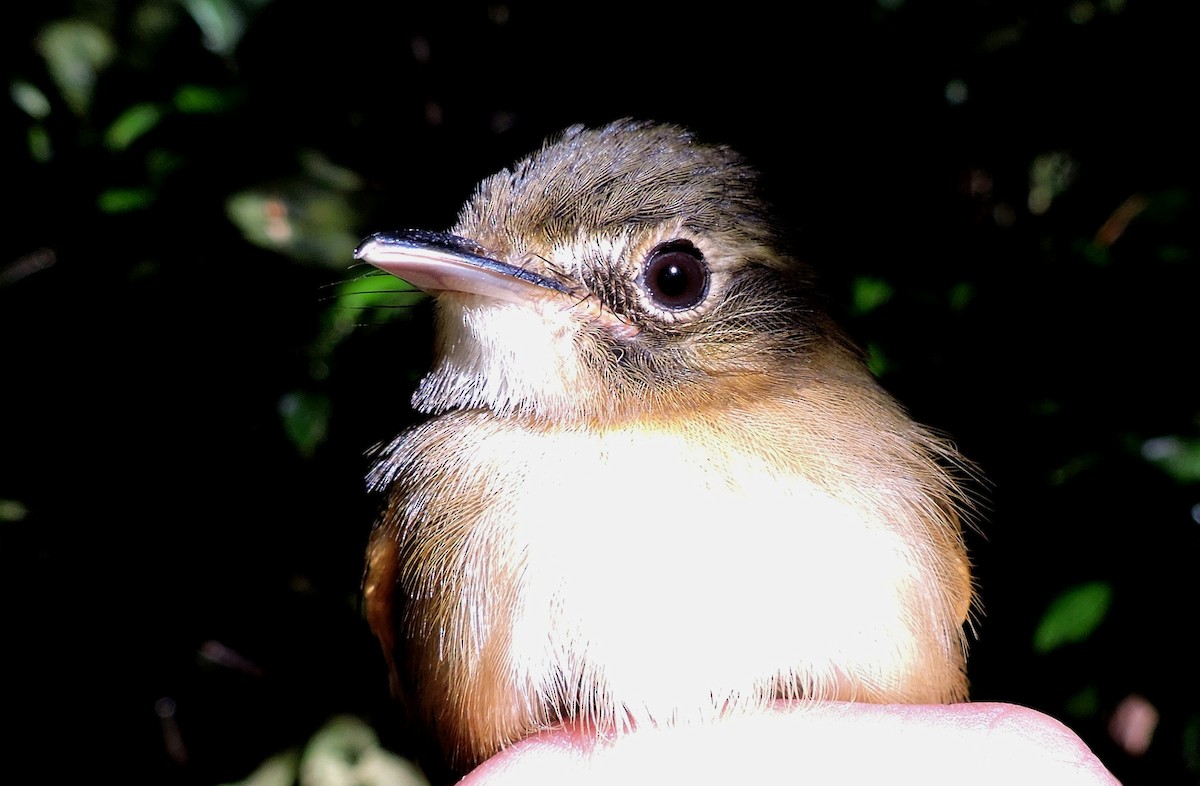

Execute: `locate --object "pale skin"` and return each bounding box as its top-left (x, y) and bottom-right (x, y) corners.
top-left (463, 701), bottom-right (1122, 786)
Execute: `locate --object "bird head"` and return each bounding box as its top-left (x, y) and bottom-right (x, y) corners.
top-left (356, 120), bottom-right (847, 425)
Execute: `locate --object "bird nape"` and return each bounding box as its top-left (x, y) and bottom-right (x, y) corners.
top-left (356, 120), bottom-right (977, 778)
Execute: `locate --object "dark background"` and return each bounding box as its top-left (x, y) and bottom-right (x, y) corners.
top-left (3, 1), bottom-right (1197, 784)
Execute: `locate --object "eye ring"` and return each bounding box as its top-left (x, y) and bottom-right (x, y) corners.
top-left (639, 240), bottom-right (709, 311)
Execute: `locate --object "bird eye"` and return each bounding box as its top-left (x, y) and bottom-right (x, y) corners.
top-left (640, 241), bottom-right (709, 311)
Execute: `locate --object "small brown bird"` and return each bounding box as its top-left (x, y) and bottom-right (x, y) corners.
top-left (357, 120), bottom-right (976, 776)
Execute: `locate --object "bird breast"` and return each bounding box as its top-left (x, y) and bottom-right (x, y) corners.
top-left (368, 387), bottom-right (970, 765)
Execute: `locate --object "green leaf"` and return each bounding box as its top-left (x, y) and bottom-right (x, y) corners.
top-left (0, 499), bottom-right (29, 522)
top-left (948, 281), bottom-right (975, 312)
top-left (851, 275), bottom-right (894, 315)
top-left (104, 102), bottom-right (164, 151)
top-left (219, 749), bottom-right (299, 786)
top-left (335, 272), bottom-right (424, 311)
top-left (1028, 150), bottom-right (1078, 215)
top-left (225, 182), bottom-right (360, 267)
top-left (174, 84), bottom-right (239, 114)
top-left (864, 341), bottom-right (890, 378)
top-left (1142, 435), bottom-right (1200, 483)
top-left (300, 716), bottom-right (429, 786)
top-left (182, 0), bottom-right (246, 56)
top-left (35, 19), bottom-right (115, 116)
top-left (147, 149), bottom-right (185, 181)
top-left (1183, 713), bottom-right (1200, 776)
top-left (11, 79), bottom-right (51, 119)
top-left (308, 276), bottom-right (426, 380)
top-left (1033, 581), bottom-right (1113, 653)
top-left (1048, 451), bottom-right (1100, 485)
top-left (279, 390), bottom-right (330, 458)
top-left (27, 125), bottom-right (53, 163)
top-left (1159, 244), bottom-right (1191, 264)
top-left (1064, 684), bottom-right (1101, 718)
top-left (1141, 187), bottom-right (1192, 224)
top-left (97, 187), bottom-right (155, 213)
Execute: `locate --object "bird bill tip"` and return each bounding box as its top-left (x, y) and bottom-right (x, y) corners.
top-left (353, 232), bottom-right (395, 262)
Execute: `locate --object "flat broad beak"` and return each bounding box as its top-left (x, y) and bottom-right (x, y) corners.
top-left (354, 230), bottom-right (573, 305)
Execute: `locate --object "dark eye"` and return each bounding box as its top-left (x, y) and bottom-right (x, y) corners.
top-left (641, 240), bottom-right (709, 311)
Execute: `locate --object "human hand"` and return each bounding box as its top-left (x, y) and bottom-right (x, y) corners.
top-left (460, 701), bottom-right (1120, 785)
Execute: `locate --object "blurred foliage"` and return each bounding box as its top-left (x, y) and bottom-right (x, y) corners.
top-left (0, 498), bottom-right (30, 521)
top-left (850, 275), bottom-right (896, 316)
top-left (2, 1), bottom-right (1197, 785)
top-left (1142, 436), bottom-right (1200, 485)
top-left (35, 17), bottom-right (115, 115)
top-left (1033, 581), bottom-right (1114, 654)
top-left (221, 715), bottom-right (429, 786)
top-left (225, 150), bottom-right (365, 269)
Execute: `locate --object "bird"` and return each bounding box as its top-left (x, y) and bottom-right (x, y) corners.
top-left (356, 119), bottom-right (977, 777)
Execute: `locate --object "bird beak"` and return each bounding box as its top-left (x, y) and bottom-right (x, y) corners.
top-left (354, 230), bottom-right (572, 305)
